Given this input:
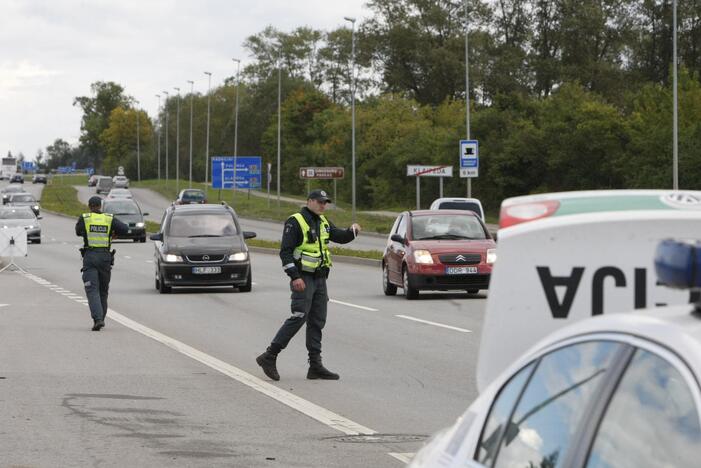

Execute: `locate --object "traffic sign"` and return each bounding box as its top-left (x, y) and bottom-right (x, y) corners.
top-left (299, 167), bottom-right (345, 179)
top-left (211, 156), bottom-right (262, 189)
top-left (406, 165), bottom-right (453, 177)
top-left (459, 140), bottom-right (479, 178)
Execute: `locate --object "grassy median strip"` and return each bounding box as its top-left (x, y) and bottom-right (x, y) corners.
top-left (42, 175), bottom-right (384, 259)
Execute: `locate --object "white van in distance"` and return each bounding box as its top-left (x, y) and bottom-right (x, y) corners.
top-left (429, 197), bottom-right (485, 221)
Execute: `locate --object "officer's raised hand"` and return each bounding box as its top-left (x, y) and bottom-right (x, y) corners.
top-left (350, 223), bottom-right (361, 236)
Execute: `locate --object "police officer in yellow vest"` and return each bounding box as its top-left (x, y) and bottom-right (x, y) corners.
top-left (75, 196), bottom-right (129, 331)
top-left (257, 189), bottom-right (361, 381)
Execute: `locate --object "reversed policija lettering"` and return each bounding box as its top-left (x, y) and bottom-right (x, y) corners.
top-left (537, 266), bottom-right (701, 319)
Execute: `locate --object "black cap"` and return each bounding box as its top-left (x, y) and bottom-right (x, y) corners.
top-left (88, 196), bottom-right (103, 207)
top-left (308, 189), bottom-right (332, 203)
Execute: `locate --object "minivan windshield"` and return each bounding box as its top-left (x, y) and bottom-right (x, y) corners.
top-left (169, 213), bottom-right (238, 237)
top-left (103, 201), bottom-right (140, 215)
top-left (411, 214), bottom-right (487, 240)
top-left (10, 194), bottom-right (35, 203)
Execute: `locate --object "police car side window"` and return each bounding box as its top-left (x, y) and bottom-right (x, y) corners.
top-left (585, 349), bottom-right (701, 468)
top-left (492, 341), bottom-right (622, 468)
top-left (477, 362), bottom-right (536, 465)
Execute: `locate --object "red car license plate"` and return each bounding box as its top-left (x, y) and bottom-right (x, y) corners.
top-left (446, 266), bottom-right (478, 274)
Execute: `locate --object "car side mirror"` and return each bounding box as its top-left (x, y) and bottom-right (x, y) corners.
top-left (150, 232), bottom-right (163, 241)
top-left (390, 234), bottom-right (405, 244)
top-left (143, 212), bottom-right (149, 216)
top-left (243, 231), bottom-right (257, 239)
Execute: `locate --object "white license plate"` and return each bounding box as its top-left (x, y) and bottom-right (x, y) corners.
top-left (446, 266), bottom-right (478, 275)
top-left (192, 266), bottom-right (221, 274)
top-left (127, 229), bottom-right (132, 234)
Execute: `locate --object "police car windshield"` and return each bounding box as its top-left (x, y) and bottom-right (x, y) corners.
top-left (103, 201), bottom-right (139, 215)
top-left (412, 214), bottom-right (486, 240)
top-left (169, 213), bottom-right (237, 237)
top-left (0, 209), bottom-right (34, 219)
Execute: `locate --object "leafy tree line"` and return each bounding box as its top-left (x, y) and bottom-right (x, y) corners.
top-left (45, 0), bottom-right (701, 212)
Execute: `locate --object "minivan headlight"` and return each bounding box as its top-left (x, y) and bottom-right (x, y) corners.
top-left (164, 254), bottom-right (183, 262)
top-left (229, 252), bottom-right (248, 261)
top-left (487, 248), bottom-right (497, 264)
top-left (136, 222), bottom-right (145, 228)
top-left (413, 250), bottom-right (434, 264)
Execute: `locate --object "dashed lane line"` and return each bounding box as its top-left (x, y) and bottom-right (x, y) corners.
top-left (329, 299), bottom-right (379, 312)
top-left (395, 314), bottom-right (472, 333)
top-left (17, 271), bottom-right (378, 437)
top-left (388, 453), bottom-right (414, 464)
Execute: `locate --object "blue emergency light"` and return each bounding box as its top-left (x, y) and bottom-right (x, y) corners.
top-left (655, 239), bottom-right (701, 289)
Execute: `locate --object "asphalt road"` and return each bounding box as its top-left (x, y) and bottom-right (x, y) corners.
top-left (1, 180), bottom-right (487, 467)
top-left (74, 184), bottom-right (390, 252)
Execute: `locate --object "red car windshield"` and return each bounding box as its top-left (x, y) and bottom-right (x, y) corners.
top-left (411, 214), bottom-right (486, 240)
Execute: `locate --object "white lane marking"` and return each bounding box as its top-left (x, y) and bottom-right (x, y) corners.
top-left (395, 315), bottom-right (471, 333)
top-left (124, 256), bottom-right (132, 259)
top-left (330, 299), bottom-right (378, 312)
top-left (19, 270), bottom-right (377, 437)
top-left (388, 453), bottom-right (414, 464)
top-left (0, 304), bottom-right (8, 308)
top-left (145, 260), bottom-right (153, 263)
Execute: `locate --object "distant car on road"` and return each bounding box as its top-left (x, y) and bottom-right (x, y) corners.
top-left (95, 176), bottom-right (113, 194)
top-left (112, 175), bottom-right (129, 188)
top-left (101, 198), bottom-right (148, 243)
top-left (382, 209), bottom-right (496, 299)
top-left (0, 206), bottom-right (41, 243)
top-left (32, 173), bottom-right (48, 184)
top-left (6, 192), bottom-right (40, 216)
top-left (1, 184), bottom-right (27, 204)
top-left (149, 203), bottom-right (256, 293)
top-left (429, 197), bottom-right (485, 221)
top-left (9, 174), bottom-right (24, 184)
top-left (106, 188), bottom-right (133, 199)
top-left (175, 188), bottom-right (207, 205)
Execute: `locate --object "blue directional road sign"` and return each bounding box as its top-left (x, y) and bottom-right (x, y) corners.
top-left (22, 161), bottom-right (35, 172)
top-left (211, 156), bottom-right (262, 190)
top-left (459, 140), bottom-right (479, 178)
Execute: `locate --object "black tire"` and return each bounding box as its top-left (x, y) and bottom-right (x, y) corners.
top-left (140, 237), bottom-right (146, 243)
top-left (238, 270), bottom-right (252, 292)
top-left (467, 289), bottom-right (479, 294)
top-left (133, 238), bottom-right (139, 243)
top-left (403, 266), bottom-right (419, 300)
top-left (35, 239), bottom-right (41, 244)
top-left (158, 271), bottom-right (171, 294)
top-left (382, 262), bottom-right (397, 296)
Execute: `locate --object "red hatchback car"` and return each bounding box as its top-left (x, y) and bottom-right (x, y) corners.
top-left (382, 210), bottom-right (496, 299)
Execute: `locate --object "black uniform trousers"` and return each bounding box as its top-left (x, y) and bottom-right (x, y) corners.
top-left (82, 249), bottom-right (112, 322)
top-left (271, 271), bottom-right (329, 359)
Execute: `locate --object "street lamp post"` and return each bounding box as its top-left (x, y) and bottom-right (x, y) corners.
top-left (187, 80), bottom-right (194, 189)
top-left (135, 100), bottom-right (140, 181)
top-left (163, 91), bottom-right (169, 186)
top-left (174, 87), bottom-right (181, 194)
top-left (276, 47), bottom-right (282, 207)
top-left (232, 58), bottom-right (241, 202)
top-left (204, 71), bottom-right (212, 187)
top-left (344, 16), bottom-right (357, 222)
top-left (673, 0), bottom-right (679, 190)
top-left (464, 0), bottom-right (472, 198)
top-left (155, 94), bottom-right (161, 180)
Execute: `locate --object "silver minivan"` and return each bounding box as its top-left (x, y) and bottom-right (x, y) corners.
top-left (95, 176), bottom-right (113, 194)
top-left (429, 197), bottom-right (484, 221)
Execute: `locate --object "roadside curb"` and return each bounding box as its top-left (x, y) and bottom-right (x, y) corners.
top-left (248, 246), bottom-right (381, 268)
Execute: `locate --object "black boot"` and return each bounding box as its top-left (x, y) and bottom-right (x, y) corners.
top-left (256, 350), bottom-right (280, 381)
top-left (307, 357), bottom-right (340, 380)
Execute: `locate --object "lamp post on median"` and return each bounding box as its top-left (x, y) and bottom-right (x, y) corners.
top-left (135, 99), bottom-right (141, 181)
top-left (174, 86), bottom-right (181, 194)
top-left (344, 16), bottom-right (357, 223)
top-left (673, 0), bottom-right (679, 190)
top-left (276, 46), bottom-right (282, 208)
top-left (187, 80), bottom-right (194, 189)
top-left (464, 0), bottom-right (472, 198)
top-left (204, 71), bottom-right (212, 187)
top-left (232, 58), bottom-right (241, 202)
top-left (162, 90), bottom-right (169, 186)
top-left (155, 94), bottom-right (161, 180)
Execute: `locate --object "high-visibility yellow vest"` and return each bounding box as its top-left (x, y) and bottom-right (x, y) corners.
top-left (82, 212), bottom-right (113, 248)
top-left (291, 212), bottom-right (332, 272)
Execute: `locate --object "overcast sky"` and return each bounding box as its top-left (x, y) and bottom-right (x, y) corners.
top-left (0, 0), bottom-right (368, 161)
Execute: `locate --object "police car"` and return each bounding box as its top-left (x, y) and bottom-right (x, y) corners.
top-left (410, 190), bottom-right (701, 468)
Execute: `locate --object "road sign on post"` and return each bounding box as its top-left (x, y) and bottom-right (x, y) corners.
top-left (459, 140), bottom-right (479, 178)
top-left (407, 165), bottom-right (454, 209)
top-left (211, 156), bottom-right (262, 190)
top-left (299, 167), bottom-right (345, 179)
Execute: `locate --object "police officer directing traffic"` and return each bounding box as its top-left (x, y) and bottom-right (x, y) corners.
top-left (256, 189), bottom-right (361, 381)
top-left (75, 196), bottom-right (129, 331)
